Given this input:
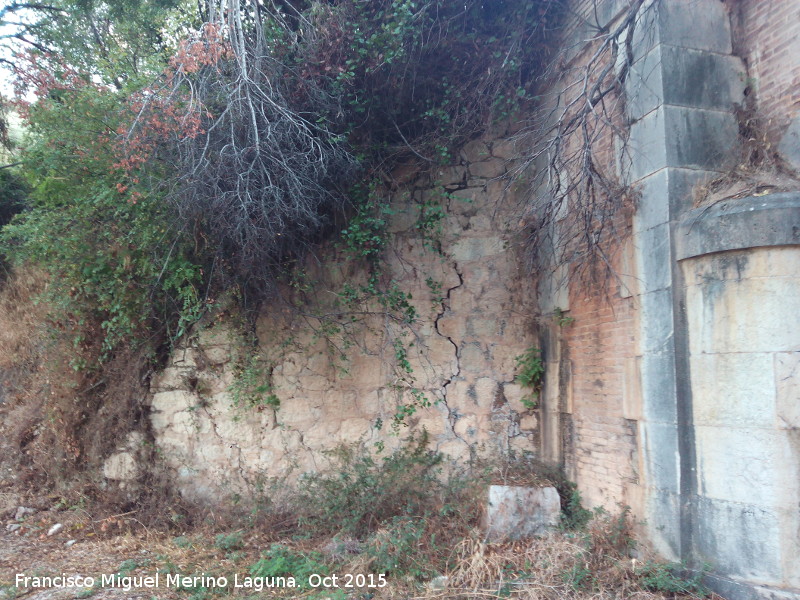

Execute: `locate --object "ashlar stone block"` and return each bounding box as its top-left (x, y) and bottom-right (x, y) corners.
top-left (469, 158), bottom-right (506, 179)
top-left (627, 44), bottom-right (745, 122)
top-left (460, 139), bottom-right (491, 162)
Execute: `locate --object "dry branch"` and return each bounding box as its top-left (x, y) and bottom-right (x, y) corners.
top-left (515, 0), bottom-right (653, 284)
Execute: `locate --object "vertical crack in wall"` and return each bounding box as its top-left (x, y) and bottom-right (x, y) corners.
top-left (200, 404), bottom-right (254, 491)
top-left (434, 260), bottom-right (468, 445)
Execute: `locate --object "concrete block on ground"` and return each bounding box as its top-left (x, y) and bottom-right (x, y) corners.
top-left (484, 485), bottom-right (560, 541)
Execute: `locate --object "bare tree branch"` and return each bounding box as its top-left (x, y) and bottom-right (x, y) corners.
top-left (513, 0), bottom-right (652, 285)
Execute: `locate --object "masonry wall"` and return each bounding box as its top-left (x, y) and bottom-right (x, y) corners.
top-left (539, 2), bottom-right (800, 599)
top-left (531, 0), bottom-right (643, 515)
top-left (733, 0), bottom-right (800, 163)
top-left (138, 138), bottom-right (542, 500)
top-left (683, 245), bottom-right (800, 591)
top-left (122, 2), bottom-right (800, 598)
top-left (555, 283), bottom-right (638, 509)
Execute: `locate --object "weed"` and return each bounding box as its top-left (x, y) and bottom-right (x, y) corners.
top-left (156, 554), bottom-right (180, 575)
top-left (553, 307), bottom-right (575, 327)
top-left (388, 338), bottom-right (433, 428)
top-left (229, 350), bottom-right (280, 410)
top-left (562, 562), bottom-right (594, 592)
top-left (425, 276), bottom-right (445, 312)
top-left (592, 506), bottom-right (636, 555)
top-left (367, 516), bottom-right (434, 579)
top-left (339, 184), bottom-right (391, 267)
top-left (117, 559), bottom-right (141, 574)
top-left (638, 561), bottom-right (710, 597)
top-left (560, 486), bottom-right (593, 531)
top-left (514, 347), bottom-right (545, 409)
top-left (248, 544), bottom-right (328, 588)
top-left (172, 535), bottom-right (192, 548)
top-left (214, 531), bottom-right (243, 552)
top-left (298, 432), bottom-right (443, 538)
top-left (416, 192), bottom-right (447, 252)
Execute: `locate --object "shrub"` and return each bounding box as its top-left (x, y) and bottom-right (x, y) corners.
top-left (639, 561), bottom-right (709, 597)
top-left (214, 531), bottom-right (243, 552)
top-left (561, 486), bottom-right (594, 531)
top-left (367, 516), bottom-right (436, 579)
top-left (0, 78), bottom-right (203, 360)
top-left (0, 169), bottom-right (27, 230)
top-left (297, 432), bottom-right (444, 538)
top-left (515, 347), bottom-right (545, 409)
top-left (249, 544), bottom-right (328, 587)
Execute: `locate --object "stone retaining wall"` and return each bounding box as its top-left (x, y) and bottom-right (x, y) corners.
top-left (145, 138), bottom-right (541, 500)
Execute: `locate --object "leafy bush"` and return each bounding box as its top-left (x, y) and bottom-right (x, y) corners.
top-left (214, 531), bottom-right (243, 552)
top-left (515, 347), bottom-right (545, 409)
top-left (0, 78), bottom-right (203, 360)
top-left (298, 0), bottom-right (564, 156)
top-left (561, 486), bottom-right (594, 531)
top-left (297, 432), bottom-right (446, 538)
top-left (249, 544), bottom-right (328, 588)
top-left (639, 561), bottom-right (709, 597)
top-left (367, 516), bottom-right (436, 579)
top-left (229, 349), bottom-right (280, 409)
top-left (0, 169), bottom-right (27, 231)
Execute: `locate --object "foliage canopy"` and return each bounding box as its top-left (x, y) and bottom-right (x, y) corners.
top-left (0, 0), bottom-right (564, 360)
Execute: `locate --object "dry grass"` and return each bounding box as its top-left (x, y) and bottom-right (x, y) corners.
top-left (410, 539), bottom-right (716, 599)
top-left (375, 511), bottom-right (716, 600)
top-left (428, 534), bottom-right (641, 599)
top-left (0, 268), bottom-right (189, 526)
top-left (0, 268), bottom-right (53, 489)
top-left (0, 499), bottom-right (722, 600)
top-left (0, 268), bottom-right (49, 383)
